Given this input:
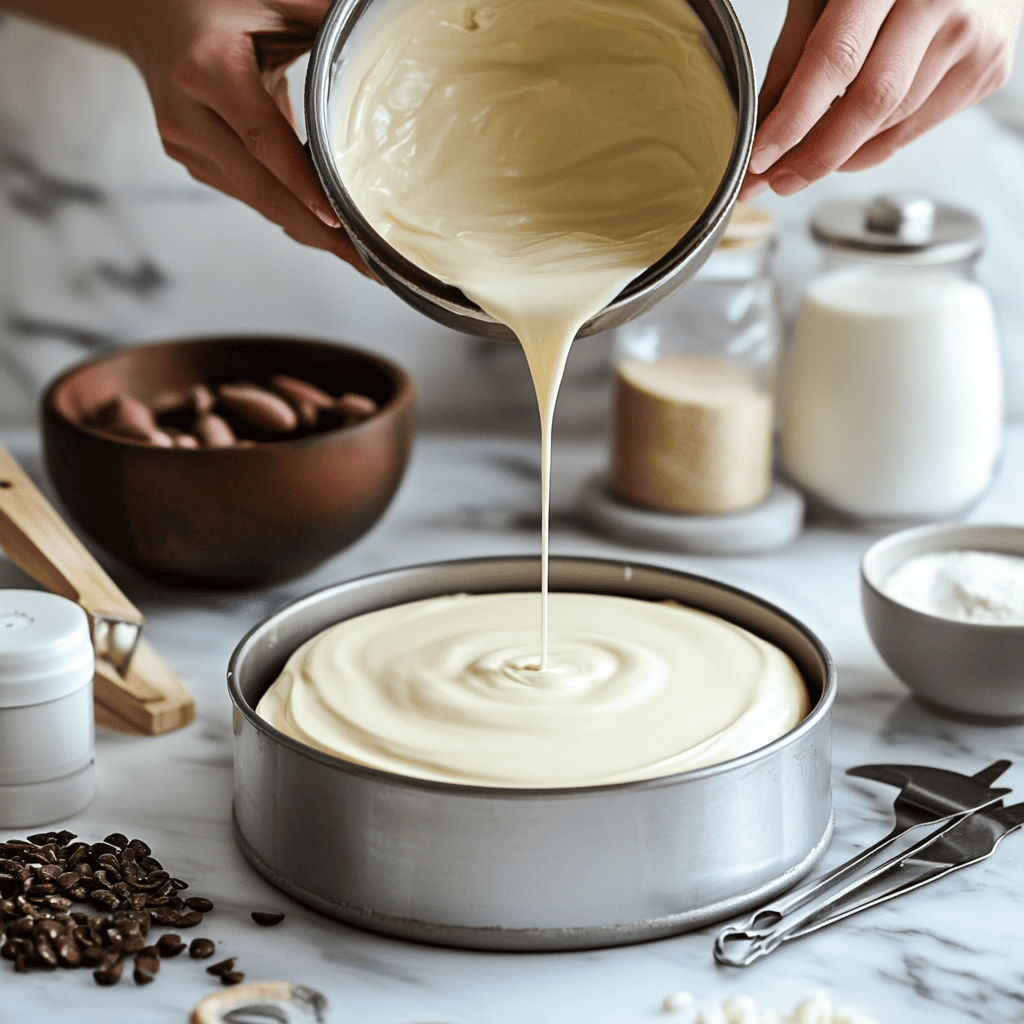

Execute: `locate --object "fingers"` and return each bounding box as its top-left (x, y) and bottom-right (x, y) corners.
top-left (757, 0), bottom-right (829, 124)
top-left (738, 173), bottom-right (770, 202)
top-left (763, 0), bottom-right (946, 193)
top-left (750, 0), bottom-right (1018, 196)
top-left (839, 38), bottom-right (1010, 171)
top-left (160, 100), bottom-right (369, 273)
top-left (873, 17), bottom-right (972, 133)
top-left (174, 33), bottom-right (341, 230)
top-left (750, 0), bottom-right (897, 174)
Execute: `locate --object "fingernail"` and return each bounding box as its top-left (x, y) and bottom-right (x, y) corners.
top-left (741, 180), bottom-right (770, 201)
top-left (769, 169), bottom-right (807, 196)
top-left (749, 144), bottom-right (781, 176)
top-left (312, 202), bottom-right (341, 229)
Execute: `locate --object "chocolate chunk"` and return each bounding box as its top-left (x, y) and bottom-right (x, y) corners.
top-left (156, 933), bottom-right (185, 958)
top-left (189, 937), bottom-right (216, 959)
top-left (135, 952), bottom-right (160, 975)
top-left (250, 911), bottom-right (285, 927)
top-left (93, 958), bottom-right (124, 986)
top-left (206, 956), bottom-right (236, 976)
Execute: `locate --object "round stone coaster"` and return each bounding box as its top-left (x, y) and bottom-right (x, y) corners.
top-left (578, 473), bottom-right (805, 555)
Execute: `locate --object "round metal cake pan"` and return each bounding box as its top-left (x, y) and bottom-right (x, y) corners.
top-left (228, 556), bottom-right (835, 951)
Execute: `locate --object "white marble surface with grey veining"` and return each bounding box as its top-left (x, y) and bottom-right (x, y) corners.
top-left (2, 424), bottom-right (1023, 1024)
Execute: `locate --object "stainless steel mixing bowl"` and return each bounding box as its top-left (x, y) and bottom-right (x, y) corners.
top-left (228, 556), bottom-right (835, 951)
top-left (304, 0), bottom-right (756, 341)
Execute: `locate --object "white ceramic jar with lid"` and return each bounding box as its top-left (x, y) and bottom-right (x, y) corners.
top-left (0, 589), bottom-right (96, 828)
top-left (779, 192), bottom-right (1003, 523)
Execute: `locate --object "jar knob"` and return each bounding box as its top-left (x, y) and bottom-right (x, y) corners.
top-left (865, 193), bottom-right (936, 244)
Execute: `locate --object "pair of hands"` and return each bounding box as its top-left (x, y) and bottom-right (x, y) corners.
top-left (35, 0), bottom-right (1018, 268)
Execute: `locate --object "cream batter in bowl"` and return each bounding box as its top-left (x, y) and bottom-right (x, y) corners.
top-left (228, 556), bottom-right (835, 951)
top-left (304, 0), bottom-right (755, 341)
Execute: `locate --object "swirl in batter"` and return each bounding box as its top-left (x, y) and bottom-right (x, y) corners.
top-left (257, 593), bottom-right (808, 788)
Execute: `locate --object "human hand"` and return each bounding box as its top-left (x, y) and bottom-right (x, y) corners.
top-left (740, 0), bottom-right (1024, 199)
top-left (118, 0), bottom-right (369, 273)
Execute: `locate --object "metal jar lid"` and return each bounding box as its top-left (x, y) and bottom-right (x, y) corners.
top-left (810, 192), bottom-right (984, 264)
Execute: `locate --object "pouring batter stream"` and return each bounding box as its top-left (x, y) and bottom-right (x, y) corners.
top-left (253, 0), bottom-right (809, 788)
top-left (331, 0), bottom-right (736, 668)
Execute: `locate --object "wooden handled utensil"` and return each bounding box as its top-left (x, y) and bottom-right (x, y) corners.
top-left (0, 443), bottom-right (194, 734)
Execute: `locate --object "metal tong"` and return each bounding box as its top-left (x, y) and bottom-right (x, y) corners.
top-left (714, 760), bottom-right (1019, 966)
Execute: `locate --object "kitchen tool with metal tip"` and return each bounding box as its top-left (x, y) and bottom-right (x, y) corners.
top-left (0, 442), bottom-right (193, 734)
top-left (0, 443), bottom-right (142, 674)
top-left (713, 760), bottom-right (1015, 965)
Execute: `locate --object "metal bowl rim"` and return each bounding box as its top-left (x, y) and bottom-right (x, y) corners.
top-left (228, 554), bottom-right (836, 799)
top-left (303, 0), bottom-right (757, 327)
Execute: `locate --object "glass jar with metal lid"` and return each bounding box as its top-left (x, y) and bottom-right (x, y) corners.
top-left (779, 192), bottom-right (1003, 523)
top-left (609, 203), bottom-right (780, 516)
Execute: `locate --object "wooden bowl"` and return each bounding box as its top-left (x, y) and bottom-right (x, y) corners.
top-left (42, 335), bottom-right (415, 587)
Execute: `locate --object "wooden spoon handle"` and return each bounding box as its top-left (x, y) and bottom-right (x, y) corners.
top-left (0, 443), bottom-right (144, 631)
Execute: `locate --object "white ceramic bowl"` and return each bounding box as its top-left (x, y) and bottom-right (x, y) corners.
top-left (861, 523), bottom-right (1024, 723)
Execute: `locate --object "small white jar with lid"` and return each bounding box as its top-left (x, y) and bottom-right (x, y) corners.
top-left (0, 590), bottom-right (96, 828)
top-left (779, 192), bottom-right (1003, 523)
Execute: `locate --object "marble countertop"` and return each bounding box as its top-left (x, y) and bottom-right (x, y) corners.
top-left (2, 426), bottom-right (1023, 1024)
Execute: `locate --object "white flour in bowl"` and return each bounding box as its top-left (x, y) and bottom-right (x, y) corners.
top-left (882, 549), bottom-right (1024, 624)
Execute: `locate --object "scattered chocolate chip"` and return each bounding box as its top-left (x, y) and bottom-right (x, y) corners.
top-left (184, 897), bottom-right (214, 913)
top-left (93, 959), bottom-right (124, 986)
top-left (206, 957), bottom-right (236, 976)
top-left (250, 911), bottom-right (285, 927)
top-left (220, 971), bottom-right (245, 986)
top-left (156, 933), bottom-right (185, 958)
top-left (1, 831), bottom-right (218, 991)
top-left (135, 953), bottom-right (160, 976)
top-left (189, 937), bottom-right (216, 959)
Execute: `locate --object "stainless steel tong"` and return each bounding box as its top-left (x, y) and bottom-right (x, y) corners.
top-left (714, 760), bottom-right (1019, 966)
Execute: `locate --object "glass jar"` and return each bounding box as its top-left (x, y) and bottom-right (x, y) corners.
top-left (779, 193), bottom-right (1004, 523)
top-left (610, 203), bottom-right (779, 514)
